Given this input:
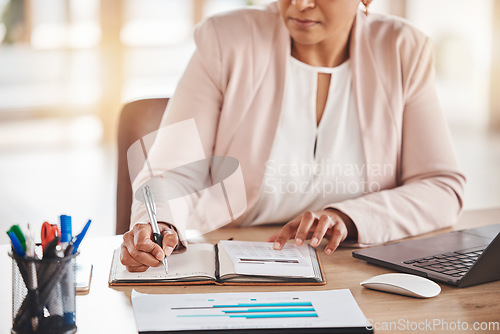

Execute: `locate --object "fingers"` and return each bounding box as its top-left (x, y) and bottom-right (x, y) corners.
top-left (324, 217), bottom-right (348, 255)
top-left (127, 265), bottom-right (149, 272)
top-left (120, 223), bottom-right (167, 272)
top-left (120, 245), bottom-right (149, 272)
top-left (133, 224), bottom-right (165, 263)
top-left (310, 215), bottom-right (333, 247)
top-left (270, 210), bottom-right (350, 255)
top-left (272, 212), bottom-right (322, 249)
top-left (160, 225), bottom-right (179, 256)
top-left (294, 211), bottom-right (317, 246)
top-left (272, 216), bottom-right (301, 250)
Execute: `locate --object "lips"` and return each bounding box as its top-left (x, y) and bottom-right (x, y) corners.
top-left (290, 17), bottom-right (319, 29)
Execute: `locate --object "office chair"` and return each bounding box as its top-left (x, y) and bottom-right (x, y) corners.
top-left (116, 98), bottom-right (169, 235)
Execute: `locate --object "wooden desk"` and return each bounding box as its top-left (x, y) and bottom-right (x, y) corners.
top-left (1, 208), bottom-right (499, 334)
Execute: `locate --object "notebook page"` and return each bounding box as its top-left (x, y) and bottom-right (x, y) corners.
top-left (218, 241), bottom-right (315, 278)
top-left (113, 243), bottom-right (216, 281)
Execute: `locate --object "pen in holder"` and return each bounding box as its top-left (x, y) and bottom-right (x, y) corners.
top-left (10, 247), bottom-right (78, 334)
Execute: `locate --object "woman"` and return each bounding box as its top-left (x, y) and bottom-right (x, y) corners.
top-left (121, 0), bottom-right (465, 272)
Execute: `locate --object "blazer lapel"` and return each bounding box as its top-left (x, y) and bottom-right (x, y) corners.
top-left (349, 12), bottom-right (400, 191)
top-left (215, 5), bottom-right (291, 220)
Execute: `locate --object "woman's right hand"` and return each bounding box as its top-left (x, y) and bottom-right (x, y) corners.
top-left (120, 222), bottom-right (179, 272)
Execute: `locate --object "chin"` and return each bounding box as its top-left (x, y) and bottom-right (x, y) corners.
top-left (290, 34), bottom-right (321, 46)
top-left (287, 28), bottom-right (321, 46)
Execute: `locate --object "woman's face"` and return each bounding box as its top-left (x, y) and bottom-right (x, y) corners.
top-left (278, 0), bottom-right (360, 48)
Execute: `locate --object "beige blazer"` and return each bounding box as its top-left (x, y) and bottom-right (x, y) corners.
top-left (131, 2), bottom-right (466, 246)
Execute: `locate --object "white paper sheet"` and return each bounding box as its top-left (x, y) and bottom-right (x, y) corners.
top-left (219, 240), bottom-right (305, 263)
top-left (219, 240), bottom-right (313, 277)
top-left (131, 289), bottom-right (370, 332)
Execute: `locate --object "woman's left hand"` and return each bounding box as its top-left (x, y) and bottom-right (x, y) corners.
top-left (268, 209), bottom-right (357, 255)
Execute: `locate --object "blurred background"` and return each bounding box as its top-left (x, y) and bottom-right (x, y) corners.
top-left (0, 0), bottom-right (499, 244)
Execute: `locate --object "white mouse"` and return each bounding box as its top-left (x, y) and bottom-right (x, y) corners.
top-left (360, 273), bottom-right (441, 298)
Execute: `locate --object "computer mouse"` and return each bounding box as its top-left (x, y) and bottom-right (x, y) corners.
top-left (360, 273), bottom-right (441, 298)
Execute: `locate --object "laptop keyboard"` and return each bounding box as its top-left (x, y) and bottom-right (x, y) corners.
top-left (403, 246), bottom-right (486, 278)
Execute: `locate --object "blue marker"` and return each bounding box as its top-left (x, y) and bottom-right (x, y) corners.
top-left (8, 225), bottom-right (26, 251)
top-left (60, 215), bottom-right (73, 247)
top-left (72, 219), bottom-right (92, 254)
top-left (7, 231), bottom-right (26, 257)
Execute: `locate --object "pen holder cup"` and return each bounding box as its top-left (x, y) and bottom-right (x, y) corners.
top-left (9, 250), bottom-right (78, 334)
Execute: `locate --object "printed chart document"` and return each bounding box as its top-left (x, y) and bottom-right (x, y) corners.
top-left (109, 241), bottom-right (325, 286)
top-left (131, 289), bottom-right (372, 333)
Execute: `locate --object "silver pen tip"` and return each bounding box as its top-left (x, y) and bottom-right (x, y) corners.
top-left (162, 258), bottom-right (168, 274)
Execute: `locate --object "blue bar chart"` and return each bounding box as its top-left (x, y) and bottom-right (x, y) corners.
top-left (131, 289), bottom-right (371, 332)
top-left (173, 301), bottom-right (319, 319)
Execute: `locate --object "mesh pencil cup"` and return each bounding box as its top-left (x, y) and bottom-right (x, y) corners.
top-left (9, 249), bottom-right (78, 334)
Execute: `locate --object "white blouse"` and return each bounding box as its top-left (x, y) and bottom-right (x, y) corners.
top-left (242, 55), bottom-right (366, 226)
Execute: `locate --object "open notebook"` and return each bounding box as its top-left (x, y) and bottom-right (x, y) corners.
top-left (109, 240), bottom-right (325, 286)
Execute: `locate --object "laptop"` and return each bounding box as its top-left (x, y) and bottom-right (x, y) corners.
top-left (352, 224), bottom-right (500, 288)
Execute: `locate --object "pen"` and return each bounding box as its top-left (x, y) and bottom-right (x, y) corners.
top-left (8, 225), bottom-right (26, 251)
top-left (142, 185), bottom-right (168, 274)
top-left (26, 224), bottom-right (40, 332)
top-left (8, 225), bottom-right (40, 332)
top-left (25, 224), bottom-right (36, 258)
top-left (71, 219), bottom-right (92, 254)
top-left (7, 231), bottom-right (26, 257)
